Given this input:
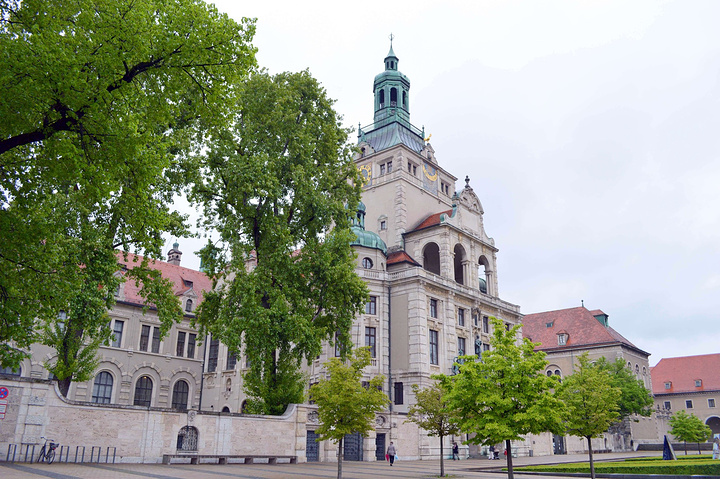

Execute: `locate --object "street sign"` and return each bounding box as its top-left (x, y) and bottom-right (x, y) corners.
top-left (0, 387), bottom-right (8, 399)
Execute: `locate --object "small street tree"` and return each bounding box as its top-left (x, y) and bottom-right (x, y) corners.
top-left (191, 70), bottom-right (368, 415)
top-left (310, 348), bottom-right (389, 479)
top-left (406, 383), bottom-right (460, 477)
top-left (669, 410), bottom-right (712, 455)
top-left (558, 353), bottom-right (621, 479)
top-left (440, 317), bottom-right (565, 479)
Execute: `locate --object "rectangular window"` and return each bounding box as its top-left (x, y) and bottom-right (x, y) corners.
top-left (483, 343), bottom-right (491, 352)
top-left (458, 308), bottom-right (465, 327)
top-left (686, 400), bottom-right (693, 409)
top-left (139, 325), bottom-right (150, 351)
top-left (557, 333), bottom-right (567, 346)
top-left (458, 337), bottom-right (466, 356)
top-left (664, 382), bottom-right (672, 390)
top-left (187, 333), bottom-right (196, 359)
top-left (482, 316), bottom-right (489, 334)
top-left (380, 164), bottom-right (385, 175)
top-left (112, 320), bottom-right (124, 348)
top-left (335, 331), bottom-right (342, 357)
top-left (429, 329), bottom-right (439, 365)
top-left (176, 331), bottom-right (186, 357)
top-left (394, 382), bottom-right (404, 405)
top-left (695, 379), bottom-right (702, 387)
top-left (473, 312), bottom-right (478, 326)
top-left (408, 163), bottom-right (412, 174)
top-left (709, 398), bottom-right (716, 408)
top-left (664, 401), bottom-right (671, 410)
top-left (226, 349), bottom-right (237, 370)
top-left (430, 299), bottom-right (438, 318)
top-left (208, 338), bottom-right (219, 372)
top-left (387, 161), bottom-right (393, 173)
top-left (365, 327), bottom-right (376, 358)
top-left (365, 296), bottom-right (377, 315)
top-left (151, 326), bottom-right (161, 353)
top-left (380, 220), bottom-right (387, 230)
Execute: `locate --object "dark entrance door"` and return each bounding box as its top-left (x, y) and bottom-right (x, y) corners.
top-left (553, 434), bottom-right (566, 455)
top-left (344, 432), bottom-right (363, 461)
top-left (306, 431), bottom-right (319, 462)
top-left (375, 433), bottom-right (386, 461)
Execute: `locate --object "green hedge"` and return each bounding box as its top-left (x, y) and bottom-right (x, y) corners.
top-left (516, 458), bottom-right (720, 475)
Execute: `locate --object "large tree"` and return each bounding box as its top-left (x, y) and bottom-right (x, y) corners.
top-left (440, 317), bottom-right (565, 479)
top-left (406, 383), bottom-right (460, 478)
top-left (0, 0), bottom-right (257, 395)
top-left (190, 70), bottom-right (369, 414)
top-left (594, 357), bottom-right (654, 419)
top-left (558, 353), bottom-right (621, 479)
top-left (310, 348), bottom-right (388, 479)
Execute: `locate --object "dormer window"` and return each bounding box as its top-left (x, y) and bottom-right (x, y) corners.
top-left (695, 379), bottom-right (702, 387)
top-left (557, 333), bottom-right (568, 346)
top-left (546, 322), bottom-right (554, 328)
top-left (664, 381), bottom-right (672, 390)
top-left (183, 279), bottom-right (193, 288)
top-left (185, 299), bottom-right (193, 312)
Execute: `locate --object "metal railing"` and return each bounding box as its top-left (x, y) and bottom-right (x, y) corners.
top-left (4, 443), bottom-right (116, 464)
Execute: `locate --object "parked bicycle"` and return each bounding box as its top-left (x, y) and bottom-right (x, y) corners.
top-left (37, 436), bottom-right (58, 464)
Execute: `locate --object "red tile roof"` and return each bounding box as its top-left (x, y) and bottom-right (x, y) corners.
top-left (387, 250), bottom-right (421, 266)
top-left (411, 209), bottom-right (453, 231)
top-left (650, 354), bottom-right (720, 395)
top-left (522, 306), bottom-right (642, 353)
top-left (117, 253), bottom-right (212, 309)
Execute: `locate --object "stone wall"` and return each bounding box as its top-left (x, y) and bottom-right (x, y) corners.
top-left (0, 377), bottom-right (307, 463)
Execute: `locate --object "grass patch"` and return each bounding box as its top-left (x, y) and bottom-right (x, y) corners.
top-left (516, 456), bottom-right (720, 475)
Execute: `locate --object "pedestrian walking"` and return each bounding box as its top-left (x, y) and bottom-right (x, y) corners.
top-left (387, 441), bottom-right (397, 466)
top-left (488, 444), bottom-right (495, 460)
top-left (452, 442), bottom-right (459, 460)
top-left (713, 436), bottom-right (719, 460)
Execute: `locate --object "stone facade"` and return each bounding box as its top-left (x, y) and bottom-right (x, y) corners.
top-left (651, 354), bottom-right (720, 439)
top-left (522, 306), bottom-right (658, 452)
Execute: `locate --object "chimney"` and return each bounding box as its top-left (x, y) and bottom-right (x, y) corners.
top-left (167, 241), bottom-right (182, 266)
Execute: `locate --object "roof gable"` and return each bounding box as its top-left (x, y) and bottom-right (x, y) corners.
top-left (117, 253), bottom-right (211, 308)
top-left (651, 354), bottom-right (720, 395)
top-left (522, 306), bottom-right (641, 352)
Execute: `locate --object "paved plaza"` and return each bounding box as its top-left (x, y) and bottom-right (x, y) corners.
top-left (0, 451), bottom-right (661, 479)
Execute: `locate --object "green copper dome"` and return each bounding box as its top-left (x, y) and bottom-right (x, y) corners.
top-left (349, 201), bottom-right (387, 255)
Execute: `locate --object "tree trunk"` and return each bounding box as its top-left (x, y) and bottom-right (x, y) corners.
top-left (439, 434), bottom-right (445, 477)
top-left (57, 377), bottom-right (71, 397)
top-left (684, 441), bottom-right (687, 455)
top-left (337, 436), bottom-right (343, 479)
top-left (697, 442), bottom-right (701, 455)
top-left (505, 439), bottom-right (514, 479)
top-left (587, 436), bottom-right (595, 479)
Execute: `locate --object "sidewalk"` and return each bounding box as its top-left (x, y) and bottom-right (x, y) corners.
top-left (0, 451), bottom-right (663, 479)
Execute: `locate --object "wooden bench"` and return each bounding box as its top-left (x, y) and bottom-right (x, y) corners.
top-left (162, 454), bottom-right (297, 465)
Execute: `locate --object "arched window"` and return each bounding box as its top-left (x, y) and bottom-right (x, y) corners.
top-left (402, 91), bottom-right (407, 108)
top-left (221, 406), bottom-right (230, 413)
top-left (176, 426), bottom-right (198, 452)
top-left (241, 400), bottom-right (248, 413)
top-left (478, 256), bottom-right (490, 294)
top-left (362, 257), bottom-right (373, 269)
top-left (453, 244), bottom-right (466, 285)
top-left (422, 242), bottom-right (441, 275)
top-left (379, 89), bottom-right (385, 106)
top-left (635, 364), bottom-right (640, 375)
top-left (185, 299), bottom-right (193, 312)
top-left (133, 376), bottom-right (153, 407)
top-left (390, 87), bottom-right (397, 106)
top-left (91, 371), bottom-right (113, 404)
top-left (171, 380), bottom-right (189, 410)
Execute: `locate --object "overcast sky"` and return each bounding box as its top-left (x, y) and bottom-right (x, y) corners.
top-left (169, 0), bottom-right (720, 366)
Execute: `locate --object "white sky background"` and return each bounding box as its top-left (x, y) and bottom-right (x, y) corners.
top-left (169, 0), bottom-right (720, 366)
